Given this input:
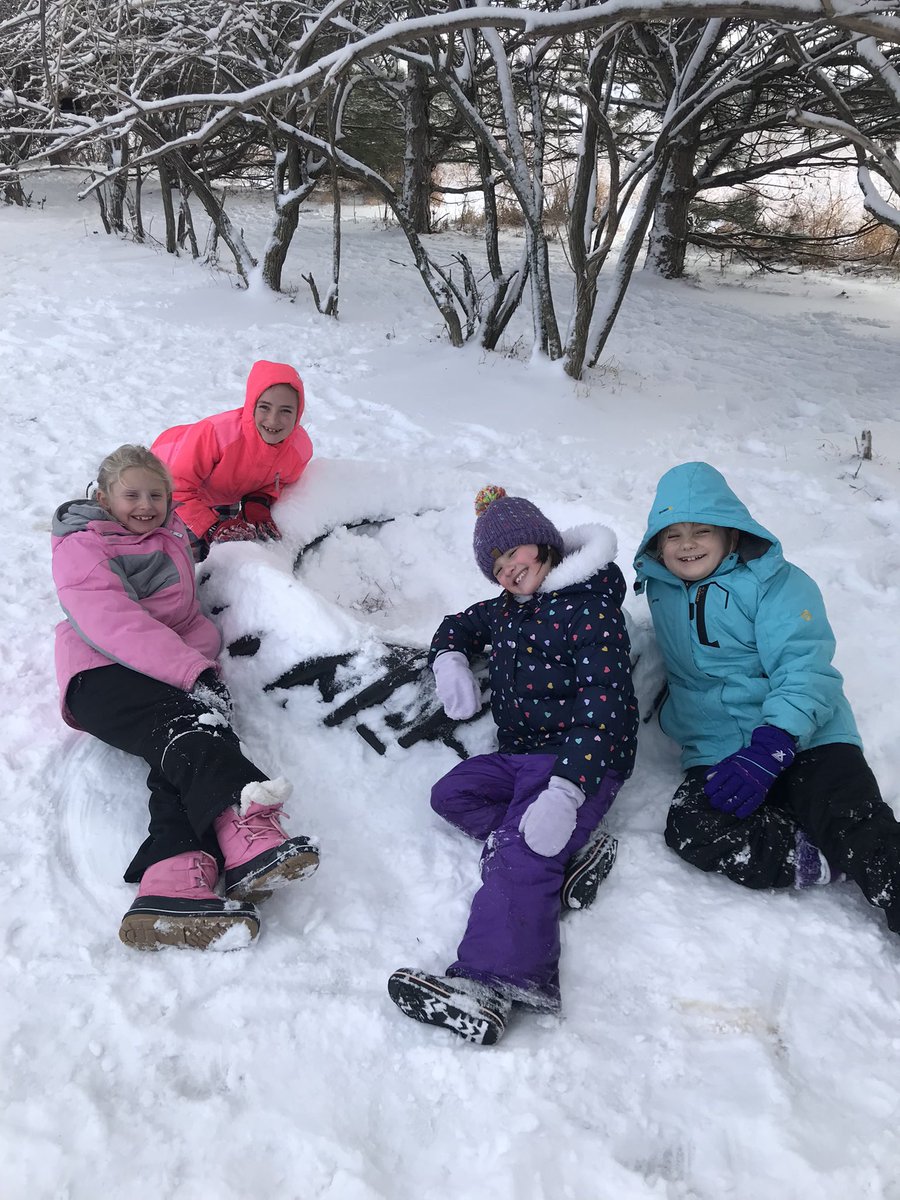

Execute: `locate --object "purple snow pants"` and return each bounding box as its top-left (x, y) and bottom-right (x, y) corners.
top-left (431, 752), bottom-right (622, 1010)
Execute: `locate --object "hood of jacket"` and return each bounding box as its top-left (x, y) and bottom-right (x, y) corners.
top-left (241, 360), bottom-right (305, 444)
top-left (52, 497), bottom-right (177, 539)
top-left (539, 523), bottom-right (618, 594)
top-left (634, 462), bottom-right (780, 586)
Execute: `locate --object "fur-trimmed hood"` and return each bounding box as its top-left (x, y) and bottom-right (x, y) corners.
top-left (539, 523), bottom-right (618, 595)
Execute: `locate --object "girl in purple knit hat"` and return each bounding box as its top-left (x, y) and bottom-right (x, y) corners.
top-left (388, 486), bottom-right (639, 1044)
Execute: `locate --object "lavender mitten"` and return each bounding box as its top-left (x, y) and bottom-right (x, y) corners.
top-left (519, 776), bottom-right (584, 856)
top-left (704, 725), bottom-right (796, 819)
top-left (432, 651), bottom-right (481, 720)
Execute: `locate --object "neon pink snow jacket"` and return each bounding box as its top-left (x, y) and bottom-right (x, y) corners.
top-left (51, 499), bottom-right (222, 728)
top-left (151, 360), bottom-right (313, 540)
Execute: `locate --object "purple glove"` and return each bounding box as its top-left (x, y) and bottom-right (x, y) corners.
top-left (704, 725), bottom-right (796, 818)
top-left (207, 515), bottom-right (257, 545)
top-left (519, 776), bottom-right (584, 856)
top-left (242, 494), bottom-right (281, 540)
top-left (432, 651), bottom-right (481, 720)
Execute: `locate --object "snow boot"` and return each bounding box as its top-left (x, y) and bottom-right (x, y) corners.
top-left (794, 831), bottom-right (844, 887)
top-left (215, 778), bottom-right (319, 901)
top-left (387, 969), bottom-right (511, 1046)
top-left (119, 851), bottom-right (260, 951)
top-left (561, 827), bottom-right (618, 910)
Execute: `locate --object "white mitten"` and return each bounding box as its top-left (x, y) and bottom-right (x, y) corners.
top-left (432, 651), bottom-right (481, 720)
top-left (519, 776), bottom-right (584, 856)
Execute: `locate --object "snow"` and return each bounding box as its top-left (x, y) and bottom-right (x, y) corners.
top-left (4, 177), bottom-right (900, 1199)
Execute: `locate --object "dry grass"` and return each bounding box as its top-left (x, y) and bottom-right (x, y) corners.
top-left (766, 186), bottom-right (900, 269)
top-left (441, 177), bottom-right (577, 235)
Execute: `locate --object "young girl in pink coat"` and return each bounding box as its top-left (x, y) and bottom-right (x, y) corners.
top-left (52, 444), bottom-right (319, 951)
top-left (151, 359), bottom-right (312, 559)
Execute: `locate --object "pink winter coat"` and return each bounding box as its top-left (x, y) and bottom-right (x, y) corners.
top-left (51, 500), bottom-right (222, 728)
top-left (151, 360), bottom-right (313, 540)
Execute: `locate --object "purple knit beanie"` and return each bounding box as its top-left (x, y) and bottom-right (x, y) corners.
top-left (472, 485), bottom-right (564, 581)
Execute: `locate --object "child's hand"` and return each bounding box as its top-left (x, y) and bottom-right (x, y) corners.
top-left (519, 776), bottom-right (584, 856)
top-left (432, 651), bottom-right (481, 720)
top-left (242, 495), bottom-right (281, 540)
top-left (703, 725), bottom-right (796, 818)
top-left (208, 516), bottom-right (257, 544)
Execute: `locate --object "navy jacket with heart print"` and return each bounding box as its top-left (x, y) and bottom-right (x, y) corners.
top-left (429, 524), bottom-right (638, 794)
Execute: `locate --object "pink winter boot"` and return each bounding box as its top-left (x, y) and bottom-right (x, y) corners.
top-left (214, 779), bottom-right (319, 900)
top-left (119, 851), bottom-right (260, 951)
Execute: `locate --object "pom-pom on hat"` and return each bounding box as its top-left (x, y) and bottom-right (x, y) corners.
top-left (472, 485), bottom-right (564, 581)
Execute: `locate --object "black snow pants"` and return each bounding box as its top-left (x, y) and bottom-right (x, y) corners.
top-left (67, 664), bottom-right (267, 882)
top-left (665, 743), bottom-right (900, 934)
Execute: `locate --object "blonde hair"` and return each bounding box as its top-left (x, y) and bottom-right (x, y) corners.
top-left (94, 444), bottom-right (172, 498)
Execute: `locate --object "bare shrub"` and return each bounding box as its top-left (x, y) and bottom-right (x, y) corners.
top-left (770, 187), bottom-right (900, 269)
top-left (441, 177), bottom-right (583, 236)
top-left (692, 181), bottom-right (900, 272)
top-left (495, 194), bottom-right (527, 228)
top-left (855, 221), bottom-right (900, 264)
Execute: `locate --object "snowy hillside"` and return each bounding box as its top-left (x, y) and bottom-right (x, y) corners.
top-left (3, 179), bottom-right (900, 1200)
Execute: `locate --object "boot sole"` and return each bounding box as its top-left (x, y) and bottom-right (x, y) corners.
top-left (224, 838), bottom-right (320, 901)
top-left (119, 905), bottom-right (260, 951)
top-left (387, 970), bottom-right (507, 1046)
top-left (562, 831), bottom-right (618, 910)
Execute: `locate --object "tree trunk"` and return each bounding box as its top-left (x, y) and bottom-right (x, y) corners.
top-left (401, 62), bottom-right (432, 235)
top-left (262, 141), bottom-right (303, 293)
top-left (131, 168), bottom-right (144, 241)
top-left (562, 258), bottom-right (602, 380)
top-left (189, 174), bottom-right (255, 285)
top-left (527, 222), bottom-right (562, 359)
top-left (524, 60), bottom-right (561, 359)
top-left (138, 120), bottom-right (254, 282)
top-left (585, 161), bottom-right (666, 372)
top-left (94, 184), bottom-right (112, 235)
top-left (108, 136), bottom-right (129, 233)
top-left (477, 139), bottom-right (527, 351)
top-left (325, 110), bottom-right (342, 318)
top-left (644, 131), bottom-right (700, 278)
top-left (157, 158), bottom-right (178, 254)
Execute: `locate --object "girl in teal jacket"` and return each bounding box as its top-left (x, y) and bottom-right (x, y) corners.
top-left (635, 461), bottom-right (900, 936)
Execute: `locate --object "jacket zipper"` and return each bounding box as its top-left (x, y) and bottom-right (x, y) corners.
top-left (691, 583), bottom-right (720, 648)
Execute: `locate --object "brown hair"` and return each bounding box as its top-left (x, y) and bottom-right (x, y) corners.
top-left (537, 543), bottom-right (563, 570)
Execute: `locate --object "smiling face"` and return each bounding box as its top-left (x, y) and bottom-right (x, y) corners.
top-left (660, 522), bottom-right (735, 582)
top-left (492, 544), bottom-right (551, 597)
top-left (99, 467), bottom-right (169, 534)
top-left (254, 384), bottom-right (299, 445)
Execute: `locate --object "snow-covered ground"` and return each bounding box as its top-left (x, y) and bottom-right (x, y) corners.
top-left (3, 178), bottom-right (900, 1200)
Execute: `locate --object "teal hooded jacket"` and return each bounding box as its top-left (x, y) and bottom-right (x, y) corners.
top-left (633, 462), bottom-right (860, 768)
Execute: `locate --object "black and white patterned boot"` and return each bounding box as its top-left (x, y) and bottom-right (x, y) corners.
top-left (387, 969), bottom-right (511, 1046)
top-left (561, 828), bottom-right (618, 910)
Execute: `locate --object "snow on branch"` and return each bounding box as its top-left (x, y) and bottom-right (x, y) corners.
top-left (855, 35), bottom-right (900, 106)
top-left (8, 0), bottom-right (900, 172)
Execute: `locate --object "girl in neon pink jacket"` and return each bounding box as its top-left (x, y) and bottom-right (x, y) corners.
top-left (52, 444), bottom-right (319, 952)
top-left (151, 359), bottom-right (312, 557)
